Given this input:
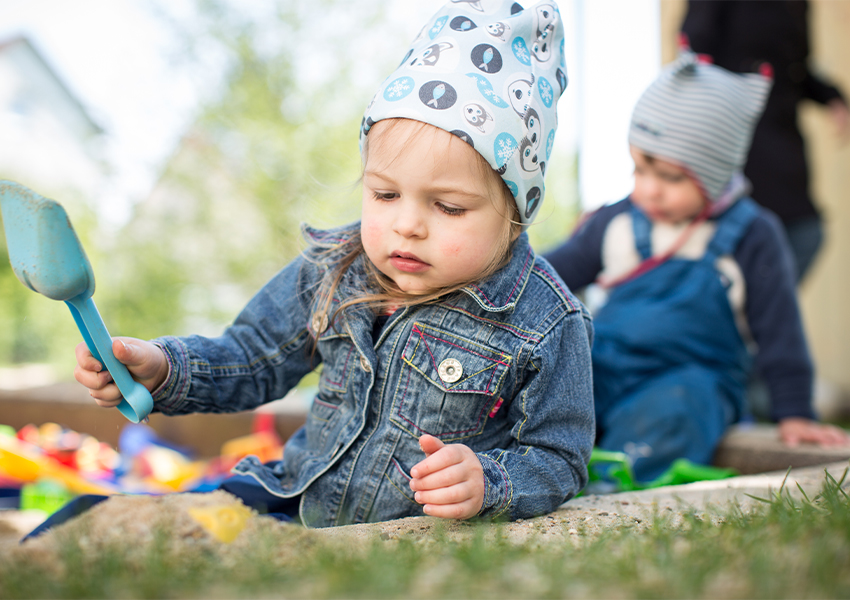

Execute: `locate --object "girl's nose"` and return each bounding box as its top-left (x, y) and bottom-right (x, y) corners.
top-left (392, 203), bottom-right (427, 238)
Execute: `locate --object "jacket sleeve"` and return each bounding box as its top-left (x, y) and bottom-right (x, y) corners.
top-left (736, 212), bottom-right (815, 421)
top-left (476, 305), bottom-right (595, 519)
top-left (150, 254), bottom-right (319, 416)
top-left (543, 201), bottom-right (629, 291)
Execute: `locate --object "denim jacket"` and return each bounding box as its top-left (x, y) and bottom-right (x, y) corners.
top-left (152, 223), bottom-right (595, 528)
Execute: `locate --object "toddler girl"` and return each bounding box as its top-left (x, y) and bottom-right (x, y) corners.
top-left (72, 0), bottom-right (594, 527)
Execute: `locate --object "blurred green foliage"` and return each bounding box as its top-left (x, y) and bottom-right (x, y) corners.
top-left (0, 0), bottom-right (579, 380)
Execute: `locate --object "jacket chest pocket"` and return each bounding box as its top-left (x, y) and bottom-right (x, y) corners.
top-left (390, 323), bottom-right (511, 442)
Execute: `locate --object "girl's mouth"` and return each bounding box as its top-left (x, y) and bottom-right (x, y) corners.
top-left (389, 251), bottom-right (430, 273)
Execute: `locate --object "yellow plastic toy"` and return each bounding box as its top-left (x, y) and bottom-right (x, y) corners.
top-left (0, 434), bottom-right (116, 495)
top-left (188, 503), bottom-right (253, 543)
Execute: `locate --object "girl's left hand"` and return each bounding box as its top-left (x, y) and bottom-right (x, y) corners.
top-left (409, 434), bottom-right (485, 520)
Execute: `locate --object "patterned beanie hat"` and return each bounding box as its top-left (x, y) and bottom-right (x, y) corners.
top-left (360, 0), bottom-right (567, 225)
top-left (628, 51), bottom-right (772, 202)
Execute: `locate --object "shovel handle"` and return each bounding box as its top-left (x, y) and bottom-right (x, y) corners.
top-left (65, 296), bottom-right (153, 423)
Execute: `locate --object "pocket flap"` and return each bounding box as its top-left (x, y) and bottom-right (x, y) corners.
top-left (402, 323), bottom-right (511, 395)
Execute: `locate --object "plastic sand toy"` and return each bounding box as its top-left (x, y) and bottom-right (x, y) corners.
top-left (0, 180), bottom-right (152, 422)
top-left (19, 479), bottom-right (75, 515)
top-left (585, 447), bottom-right (739, 494)
top-left (188, 503), bottom-right (253, 543)
top-left (0, 433), bottom-right (117, 495)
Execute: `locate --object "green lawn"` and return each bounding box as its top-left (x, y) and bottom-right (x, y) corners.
top-left (2, 469), bottom-right (849, 599)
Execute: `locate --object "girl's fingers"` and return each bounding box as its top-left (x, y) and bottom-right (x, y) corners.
top-left (410, 462), bottom-right (469, 491)
top-left (74, 342), bottom-right (103, 373)
top-left (421, 498), bottom-right (479, 520)
top-left (91, 392), bottom-right (123, 408)
top-left (414, 481), bottom-right (475, 506)
top-left (88, 380), bottom-right (123, 404)
top-left (418, 434), bottom-right (445, 456)
top-left (73, 363), bottom-right (113, 390)
top-left (414, 482), bottom-right (472, 506)
top-left (411, 445), bottom-right (468, 479)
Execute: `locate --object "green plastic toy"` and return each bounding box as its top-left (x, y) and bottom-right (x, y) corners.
top-left (20, 479), bottom-right (75, 516)
top-left (585, 448), bottom-right (739, 494)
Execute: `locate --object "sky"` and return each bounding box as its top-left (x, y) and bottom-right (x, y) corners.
top-left (0, 0), bottom-right (659, 219)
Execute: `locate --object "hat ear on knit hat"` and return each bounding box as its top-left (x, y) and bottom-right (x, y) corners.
top-left (628, 50), bottom-right (772, 201)
top-left (360, 0), bottom-right (567, 225)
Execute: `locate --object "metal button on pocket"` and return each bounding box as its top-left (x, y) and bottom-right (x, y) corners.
top-left (438, 358), bottom-right (463, 383)
top-left (311, 312), bottom-right (328, 334)
top-left (359, 355), bottom-right (371, 373)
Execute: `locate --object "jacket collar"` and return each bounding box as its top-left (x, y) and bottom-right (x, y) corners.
top-left (461, 232), bottom-right (535, 313)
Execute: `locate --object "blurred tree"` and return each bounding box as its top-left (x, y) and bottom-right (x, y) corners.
top-left (94, 0), bottom-right (401, 341)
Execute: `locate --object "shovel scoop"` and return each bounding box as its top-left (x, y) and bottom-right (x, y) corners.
top-left (0, 180), bottom-right (153, 423)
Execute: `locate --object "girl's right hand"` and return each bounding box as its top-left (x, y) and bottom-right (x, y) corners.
top-left (74, 337), bottom-right (169, 408)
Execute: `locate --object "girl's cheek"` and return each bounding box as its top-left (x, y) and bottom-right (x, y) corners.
top-left (361, 219), bottom-right (383, 247)
top-left (442, 242), bottom-right (463, 257)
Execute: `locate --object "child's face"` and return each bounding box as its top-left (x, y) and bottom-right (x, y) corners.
top-left (629, 146), bottom-right (707, 224)
top-left (361, 119), bottom-right (512, 295)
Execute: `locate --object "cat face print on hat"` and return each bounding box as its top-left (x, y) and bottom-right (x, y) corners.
top-left (360, 0), bottom-right (567, 225)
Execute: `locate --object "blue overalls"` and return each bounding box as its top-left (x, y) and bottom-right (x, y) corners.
top-left (592, 198), bottom-right (759, 482)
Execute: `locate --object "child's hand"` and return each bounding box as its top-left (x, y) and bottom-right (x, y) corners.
top-left (74, 338), bottom-right (169, 408)
top-left (409, 434), bottom-right (485, 520)
top-left (778, 417), bottom-right (850, 447)
top-left (828, 98), bottom-right (850, 144)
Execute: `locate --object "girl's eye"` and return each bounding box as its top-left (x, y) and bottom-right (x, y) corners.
top-left (372, 191), bottom-right (399, 201)
top-left (437, 202), bottom-right (466, 216)
top-left (662, 174), bottom-right (685, 183)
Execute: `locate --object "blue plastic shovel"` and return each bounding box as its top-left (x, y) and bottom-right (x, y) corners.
top-left (0, 180), bottom-right (153, 422)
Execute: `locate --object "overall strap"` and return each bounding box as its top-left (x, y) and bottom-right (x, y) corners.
top-left (704, 198), bottom-right (760, 261)
top-left (630, 204), bottom-right (653, 260)
top-left (600, 202), bottom-right (711, 288)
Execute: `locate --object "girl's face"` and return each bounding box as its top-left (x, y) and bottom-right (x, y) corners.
top-left (361, 119), bottom-right (513, 295)
top-left (629, 146), bottom-right (707, 224)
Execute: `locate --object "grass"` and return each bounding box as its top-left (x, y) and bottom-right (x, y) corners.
top-left (1, 469), bottom-right (849, 599)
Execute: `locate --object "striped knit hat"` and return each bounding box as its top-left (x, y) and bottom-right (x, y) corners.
top-left (628, 51), bottom-right (772, 202)
top-left (360, 0), bottom-right (568, 225)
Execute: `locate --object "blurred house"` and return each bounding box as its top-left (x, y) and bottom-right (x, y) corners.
top-left (0, 36), bottom-right (106, 199)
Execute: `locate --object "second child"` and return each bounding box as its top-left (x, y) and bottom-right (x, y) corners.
top-left (546, 51), bottom-right (848, 483)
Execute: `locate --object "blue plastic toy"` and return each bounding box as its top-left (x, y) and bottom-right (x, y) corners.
top-left (0, 180), bottom-right (153, 423)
